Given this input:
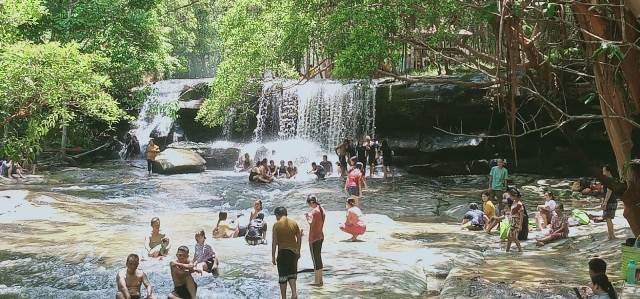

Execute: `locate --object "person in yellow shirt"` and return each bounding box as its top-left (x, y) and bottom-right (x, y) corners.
top-left (272, 207), bottom-right (302, 299)
top-left (482, 191), bottom-right (496, 220)
top-left (145, 139), bottom-right (160, 175)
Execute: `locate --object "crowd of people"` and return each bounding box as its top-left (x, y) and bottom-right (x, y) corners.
top-left (120, 142), bottom-right (627, 298)
top-left (236, 136), bottom-right (394, 187)
top-left (116, 193), bottom-right (368, 299)
top-left (460, 160), bottom-right (620, 254)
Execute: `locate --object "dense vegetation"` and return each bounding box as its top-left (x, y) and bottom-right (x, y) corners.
top-left (1, 0), bottom-right (639, 234)
top-left (0, 0), bottom-right (220, 162)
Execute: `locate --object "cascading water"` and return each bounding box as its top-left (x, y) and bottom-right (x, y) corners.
top-left (254, 79), bottom-right (376, 150)
top-left (133, 78), bottom-right (212, 156)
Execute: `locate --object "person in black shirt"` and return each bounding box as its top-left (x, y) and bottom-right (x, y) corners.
top-left (380, 139), bottom-right (393, 178)
top-left (365, 136), bottom-right (378, 177)
top-left (319, 155), bottom-right (333, 176)
top-left (310, 162), bottom-right (326, 180)
top-left (277, 160), bottom-right (287, 177)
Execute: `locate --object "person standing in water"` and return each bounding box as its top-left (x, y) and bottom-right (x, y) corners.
top-left (356, 140), bottom-right (367, 175)
top-left (145, 139), bottom-right (160, 175)
top-left (506, 189), bottom-right (524, 252)
top-left (344, 162), bottom-right (366, 204)
top-left (380, 139), bottom-right (393, 179)
top-left (365, 136), bottom-right (378, 177)
top-left (334, 139), bottom-right (349, 176)
top-left (305, 195), bottom-right (325, 286)
top-left (272, 207), bottom-right (302, 299)
top-left (488, 159), bottom-right (509, 215)
top-left (169, 246), bottom-right (197, 299)
top-left (600, 165), bottom-right (618, 240)
top-left (116, 254), bottom-right (155, 299)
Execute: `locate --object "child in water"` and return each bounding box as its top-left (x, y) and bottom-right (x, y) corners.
top-left (147, 217), bottom-right (170, 258)
top-left (149, 237), bottom-right (170, 257)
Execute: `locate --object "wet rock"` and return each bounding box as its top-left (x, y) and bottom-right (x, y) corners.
top-left (407, 160), bottom-right (489, 176)
top-left (178, 82), bottom-right (210, 102)
top-left (168, 141), bottom-right (240, 170)
top-left (151, 148), bottom-right (206, 174)
top-left (419, 133), bottom-right (484, 153)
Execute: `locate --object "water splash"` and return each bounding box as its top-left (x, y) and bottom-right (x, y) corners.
top-left (133, 78), bottom-right (212, 155)
top-left (254, 79), bottom-right (376, 150)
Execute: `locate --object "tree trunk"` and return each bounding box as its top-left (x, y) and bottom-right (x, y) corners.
top-left (573, 1), bottom-right (638, 235)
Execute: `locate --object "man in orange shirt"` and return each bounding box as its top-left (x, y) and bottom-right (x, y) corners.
top-left (145, 139), bottom-right (160, 175)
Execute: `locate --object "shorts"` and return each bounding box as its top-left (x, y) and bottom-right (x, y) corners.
top-left (131, 296), bottom-right (140, 299)
top-left (277, 249), bottom-right (298, 284)
top-left (205, 257), bottom-right (218, 274)
top-left (603, 199), bottom-right (618, 219)
top-left (173, 284), bottom-right (195, 299)
top-left (316, 173), bottom-right (326, 180)
top-left (310, 239), bottom-right (323, 270)
top-left (467, 224), bottom-right (484, 231)
top-left (347, 186), bottom-right (359, 196)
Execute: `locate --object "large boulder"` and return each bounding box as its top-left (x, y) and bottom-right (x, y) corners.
top-left (168, 141), bottom-right (241, 170)
top-left (152, 148), bottom-right (206, 174)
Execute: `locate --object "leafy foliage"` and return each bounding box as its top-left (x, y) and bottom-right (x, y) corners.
top-left (0, 0), bottom-right (45, 44)
top-left (197, 0), bottom-right (476, 127)
top-left (0, 42), bottom-right (126, 159)
top-left (22, 0), bottom-right (174, 98)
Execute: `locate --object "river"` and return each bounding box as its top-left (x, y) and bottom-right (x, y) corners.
top-left (0, 158), bottom-right (627, 298)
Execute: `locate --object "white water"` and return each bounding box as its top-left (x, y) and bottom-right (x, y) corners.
top-left (133, 78), bottom-right (211, 154)
top-left (254, 79), bottom-right (376, 150)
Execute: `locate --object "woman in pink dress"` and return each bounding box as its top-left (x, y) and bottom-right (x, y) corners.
top-left (339, 197), bottom-right (366, 241)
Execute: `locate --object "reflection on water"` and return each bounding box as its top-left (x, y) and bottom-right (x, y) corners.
top-left (0, 160), bottom-right (551, 298)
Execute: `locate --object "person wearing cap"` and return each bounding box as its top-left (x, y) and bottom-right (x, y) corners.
top-left (461, 203), bottom-right (489, 231)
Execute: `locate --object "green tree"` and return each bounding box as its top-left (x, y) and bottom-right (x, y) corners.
top-left (196, 0), bottom-right (470, 127)
top-left (0, 0), bottom-right (45, 44)
top-left (22, 0), bottom-right (174, 104)
top-left (0, 41), bottom-right (126, 159)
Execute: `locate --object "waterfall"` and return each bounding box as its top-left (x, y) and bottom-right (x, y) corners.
top-left (132, 78), bottom-right (211, 156)
top-left (254, 79), bottom-right (376, 150)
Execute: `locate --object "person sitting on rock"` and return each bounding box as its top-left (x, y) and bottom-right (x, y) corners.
top-left (146, 217), bottom-right (170, 258)
top-left (116, 254), bottom-right (155, 299)
top-left (213, 212), bottom-right (237, 239)
top-left (268, 160), bottom-right (277, 177)
top-left (277, 160), bottom-right (287, 177)
top-left (536, 191), bottom-right (557, 230)
top-left (193, 229), bottom-right (218, 275)
top-left (536, 203), bottom-right (569, 247)
top-left (286, 161), bottom-right (298, 179)
top-left (238, 153), bottom-right (252, 172)
top-left (461, 203), bottom-right (488, 231)
top-left (245, 213), bottom-right (268, 245)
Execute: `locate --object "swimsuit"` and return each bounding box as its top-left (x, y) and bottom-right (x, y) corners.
top-left (173, 284), bottom-right (195, 299)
